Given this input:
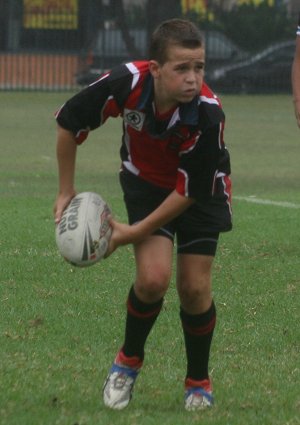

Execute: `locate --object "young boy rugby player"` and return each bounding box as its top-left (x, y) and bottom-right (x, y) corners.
top-left (54, 18), bottom-right (232, 412)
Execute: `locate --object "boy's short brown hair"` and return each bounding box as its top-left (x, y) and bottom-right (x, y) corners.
top-left (149, 19), bottom-right (203, 64)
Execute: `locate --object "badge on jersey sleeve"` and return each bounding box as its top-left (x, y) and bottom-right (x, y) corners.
top-left (124, 109), bottom-right (145, 131)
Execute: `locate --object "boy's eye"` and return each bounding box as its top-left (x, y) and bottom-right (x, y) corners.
top-left (195, 63), bottom-right (205, 71)
top-left (176, 64), bottom-right (189, 71)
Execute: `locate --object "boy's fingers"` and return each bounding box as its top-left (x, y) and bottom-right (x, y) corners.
top-left (55, 210), bottom-right (63, 224)
top-left (107, 215), bottom-right (115, 226)
top-left (104, 238), bottom-right (115, 259)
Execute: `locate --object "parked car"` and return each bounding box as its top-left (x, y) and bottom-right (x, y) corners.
top-left (205, 40), bottom-right (295, 94)
top-left (204, 30), bottom-right (248, 66)
top-left (76, 29), bottom-right (247, 86)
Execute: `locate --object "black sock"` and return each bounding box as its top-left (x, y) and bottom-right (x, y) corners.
top-left (122, 286), bottom-right (163, 360)
top-left (180, 301), bottom-right (216, 381)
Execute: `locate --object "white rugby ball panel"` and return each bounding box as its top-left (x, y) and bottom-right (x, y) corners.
top-left (55, 192), bottom-right (112, 266)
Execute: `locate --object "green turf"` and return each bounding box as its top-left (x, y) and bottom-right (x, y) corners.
top-left (0, 92), bottom-right (299, 425)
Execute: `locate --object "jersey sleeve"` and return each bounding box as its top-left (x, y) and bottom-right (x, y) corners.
top-left (176, 106), bottom-right (230, 201)
top-left (55, 65), bottom-right (132, 144)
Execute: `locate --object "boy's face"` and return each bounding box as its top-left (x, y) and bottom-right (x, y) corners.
top-left (150, 44), bottom-right (205, 111)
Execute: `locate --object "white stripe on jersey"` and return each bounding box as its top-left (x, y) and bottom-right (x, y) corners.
top-left (297, 26), bottom-right (300, 36)
top-left (179, 133), bottom-right (200, 156)
top-left (125, 62), bottom-right (140, 89)
top-left (199, 95), bottom-right (219, 106)
top-left (55, 103), bottom-right (65, 118)
top-left (75, 128), bottom-right (90, 139)
top-left (221, 175), bottom-right (232, 216)
top-left (167, 108), bottom-right (180, 129)
top-left (123, 161), bottom-right (140, 175)
top-left (89, 72), bottom-right (109, 87)
top-left (218, 122), bottom-right (222, 149)
top-left (123, 121), bottom-right (140, 175)
top-left (178, 168), bottom-right (189, 197)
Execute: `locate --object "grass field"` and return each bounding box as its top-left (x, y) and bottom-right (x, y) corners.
top-left (0, 92), bottom-right (299, 425)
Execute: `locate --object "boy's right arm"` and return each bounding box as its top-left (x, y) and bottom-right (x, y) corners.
top-left (54, 125), bottom-right (77, 223)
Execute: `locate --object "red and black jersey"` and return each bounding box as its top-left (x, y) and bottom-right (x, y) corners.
top-left (56, 61), bottom-right (230, 201)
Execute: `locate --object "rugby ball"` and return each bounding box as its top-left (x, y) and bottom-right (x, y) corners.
top-left (55, 192), bottom-right (112, 267)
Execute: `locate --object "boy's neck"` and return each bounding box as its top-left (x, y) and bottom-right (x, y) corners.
top-left (152, 80), bottom-right (178, 114)
top-left (153, 97), bottom-right (179, 116)
top-left (152, 101), bottom-right (177, 120)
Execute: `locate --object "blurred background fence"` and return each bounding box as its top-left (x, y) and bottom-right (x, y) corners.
top-left (0, 0), bottom-right (298, 93)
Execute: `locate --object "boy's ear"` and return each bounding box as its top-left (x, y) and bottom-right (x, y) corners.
top-left (149, 60), bottom-right (161, 78)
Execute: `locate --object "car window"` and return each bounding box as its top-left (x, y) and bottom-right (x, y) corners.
top-left (206, 36), bottom-right (232, 56)
top-left (94, 30), bottom-right (147, 57)
top-left (205, 32), bottom-right (241, 59)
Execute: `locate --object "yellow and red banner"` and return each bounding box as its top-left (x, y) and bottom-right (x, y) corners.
top-left (23, 0), bottom-right (78, 30)
top-left (237, 0), bottom-right (274, 5)
top-left (182, 0), bottom-right (275, 16)
top-left (181, 0), bottom-right (208, 15)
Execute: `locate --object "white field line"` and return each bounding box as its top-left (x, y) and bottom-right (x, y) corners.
top-left (234, 196), bottom-right (300, 209)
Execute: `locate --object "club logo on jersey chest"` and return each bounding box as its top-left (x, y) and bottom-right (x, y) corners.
top-left (124, 109), bottom-right (145, 131)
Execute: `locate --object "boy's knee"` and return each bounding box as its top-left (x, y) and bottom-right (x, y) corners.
top-left (177, 276), bottom-right (212, 313)
top-left (135, 266), bottom-right (170, 301)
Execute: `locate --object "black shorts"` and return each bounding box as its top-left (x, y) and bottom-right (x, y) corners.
top-left (119, 170), bottom-right (232, 256)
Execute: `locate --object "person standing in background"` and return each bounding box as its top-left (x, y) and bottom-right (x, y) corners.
top-left (292, 13), bottom-right (300, 128)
